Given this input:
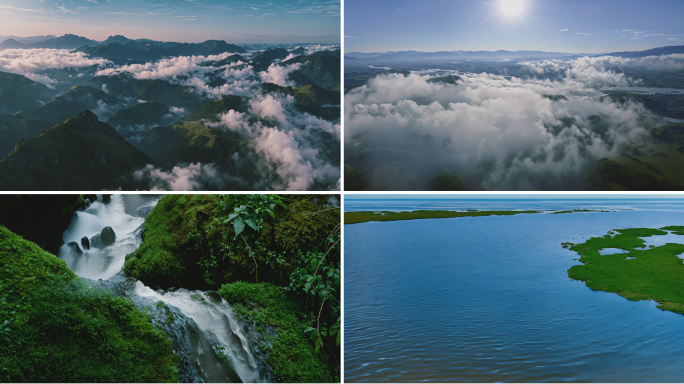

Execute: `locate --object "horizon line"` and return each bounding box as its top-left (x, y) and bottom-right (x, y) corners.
top-left (344, 44), bottom-right (683, 56)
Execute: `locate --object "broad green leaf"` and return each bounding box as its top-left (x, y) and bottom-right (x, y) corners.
top-left (245, 217), bottom-right (259, 231)
top-left (233, 217), bottom-right (245, 236)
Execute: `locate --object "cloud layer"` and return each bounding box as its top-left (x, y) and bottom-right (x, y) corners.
top-left (0, 48), bottom-right (111, 74)
top-left (345, 57), bottom-right (670, 190)
top-left (206, 92), bottom-right (340, 190)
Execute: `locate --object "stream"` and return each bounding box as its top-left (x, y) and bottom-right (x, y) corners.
top-left (56, 194), bottom-right (263, 383)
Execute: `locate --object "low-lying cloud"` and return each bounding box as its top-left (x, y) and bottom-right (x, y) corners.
top-left (206, 92), bottom-right (340, 190)
top-left (520, 54), bottom-right (684, 87)
top-left (0, 48), bottom-right (111, 74)
top-left (133, 162), bottom-right (237, 191)
top-left (346, 60), bottom-right (663, 190)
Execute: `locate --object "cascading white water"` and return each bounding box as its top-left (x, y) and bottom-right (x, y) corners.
top-left (57, 194), bottom-right (261, 383)
top-left (58, 194), bottom-right (151, 280)
top-left (134, 284), bottom-right (260, 383)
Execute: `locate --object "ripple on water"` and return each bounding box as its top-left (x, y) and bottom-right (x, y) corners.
top-left (345, 209), bottom-right (684, 382)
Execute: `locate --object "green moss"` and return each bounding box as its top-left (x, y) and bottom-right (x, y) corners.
top-left (123, 194), bottom-right (340, 290)
top-left (567, 227), bottom-right (684, 315)
top-left (345, 210), bottom-right (540, 224)
top-left (219, 282), bottom-right (337, 383)
top-left (0, 225), bottom-right (179, 382)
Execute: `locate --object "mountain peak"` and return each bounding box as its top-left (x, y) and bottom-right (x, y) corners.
top-left (72, 109), bottom-right (100, 125)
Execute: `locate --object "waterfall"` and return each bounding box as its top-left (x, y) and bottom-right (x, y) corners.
top-left (57, 194), bottom-right (261, 383)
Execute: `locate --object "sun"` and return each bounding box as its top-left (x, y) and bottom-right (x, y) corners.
top-left (500, 0), bottom-right (524, 17)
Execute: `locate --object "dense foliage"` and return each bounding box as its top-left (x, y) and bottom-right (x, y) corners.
top-left (0, 225), bottom-right (179, 382)
top-left (124, 194), bottom-right (340, 289)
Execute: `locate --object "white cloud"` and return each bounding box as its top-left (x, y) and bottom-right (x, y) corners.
top-left (205, 92), bottom-right (340, 190)
top-left (344, 62), bottom-right (662, 190)
top-left (258, 62), bottom-right (302, 86)
top-left (0, 48), bottom-right (111, 74)
top-left (23, 73), bottom-right (56, 88)
top-left (169, 106), bottom-right (187, 115)
top-left (133, 163), bottom-right (229, 191)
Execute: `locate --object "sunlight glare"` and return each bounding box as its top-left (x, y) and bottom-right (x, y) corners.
top-left (500, 0), bottom-right (524, 17)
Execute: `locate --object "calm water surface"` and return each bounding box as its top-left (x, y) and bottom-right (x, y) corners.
top-left (344, 199), bottom-right (684, 382)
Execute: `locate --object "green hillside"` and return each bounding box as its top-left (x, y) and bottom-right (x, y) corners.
top-left (284, 50), bottom-right (341, 90)
top-left (583, 123), bottom-right (684, 190)
top-left (0, 71), bottom-right (57, 115)
top-left (0, 110), bottom-right (153, 191)
top-left (14, 85), bottom-right (120, 125)
top-left (107, 101), bottom-right (178, 128)
top-left (176, 95), bottom-right (249, 123)
top-left (0, 116), bottom-right (53, 158)
top-left (88, 74), bottom-right (206, 110)
top-left (135, 121), bottom-right (253, 170)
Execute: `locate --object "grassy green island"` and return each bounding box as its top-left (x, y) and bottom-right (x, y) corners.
top-left (567, 226), bottom-right (684, 315)
top-left (344, 210), bottom-right (541, 224)
top-left (342, 209), bottom-right (620, 224)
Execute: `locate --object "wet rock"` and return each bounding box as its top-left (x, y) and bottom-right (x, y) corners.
top-left (133, 224), bottom-right (144, 243)
top-left (133, 205), bottom-right (154, 219)
top-left (100, 226), bottom-right (116, 246)
top-left (101, 194), bottom-right (111, 203)
top-left (66, 241), bottom-right (82, 254)
top-left (89, 233), bottom-right (102, 248)
top-left (81, 236), bottom-right (90, 250)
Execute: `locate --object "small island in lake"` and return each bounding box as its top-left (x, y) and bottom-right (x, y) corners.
top-left (567, 226), bottom-right (684, 315)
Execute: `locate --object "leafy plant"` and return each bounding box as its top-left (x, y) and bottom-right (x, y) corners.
top-left (216, 194), bottom-right (285, 282)
top-left (284, 224), bottom-right (341, 366)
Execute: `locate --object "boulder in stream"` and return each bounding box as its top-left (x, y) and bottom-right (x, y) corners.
top-left (91, 226), bottom-right (116, 248)
top-left (81, 236), bottom-right (90, 250)
top-left (66, 241), bottom-right (82, 255)
top-left (100, 226), bottom-right (116, 246)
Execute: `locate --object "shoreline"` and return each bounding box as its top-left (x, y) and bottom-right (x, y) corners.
top-left (344, 208), bottom-right (616, 224)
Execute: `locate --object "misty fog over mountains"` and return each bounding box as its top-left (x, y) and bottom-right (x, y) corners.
top-left (0, 34), bottom-right (341, 191)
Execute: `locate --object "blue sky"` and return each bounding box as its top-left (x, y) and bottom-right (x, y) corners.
top-left (0, 0), bottom-right (340, 43)
top-left (345, 0), bottom-right (684, 53)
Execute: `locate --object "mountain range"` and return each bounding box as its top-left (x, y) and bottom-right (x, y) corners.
top-left (0, 33), bottom-right (249, 59)
top-left (0, 35), bottom-right (341, 190)
top-left (0, 35), bottom-right (57, 44)
top-left (345, 45), bottom-right (684, 63)
top-left (0, 34), bottom-right (99, 50)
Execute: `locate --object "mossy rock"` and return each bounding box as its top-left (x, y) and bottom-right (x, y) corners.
top-left (123, 194), bottom-right (340, 290)
top-left (0, 225), bottom-right (179, 382)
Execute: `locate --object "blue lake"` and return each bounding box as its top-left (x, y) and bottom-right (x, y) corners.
top-left (344, 198), bottom-right (684, 382)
